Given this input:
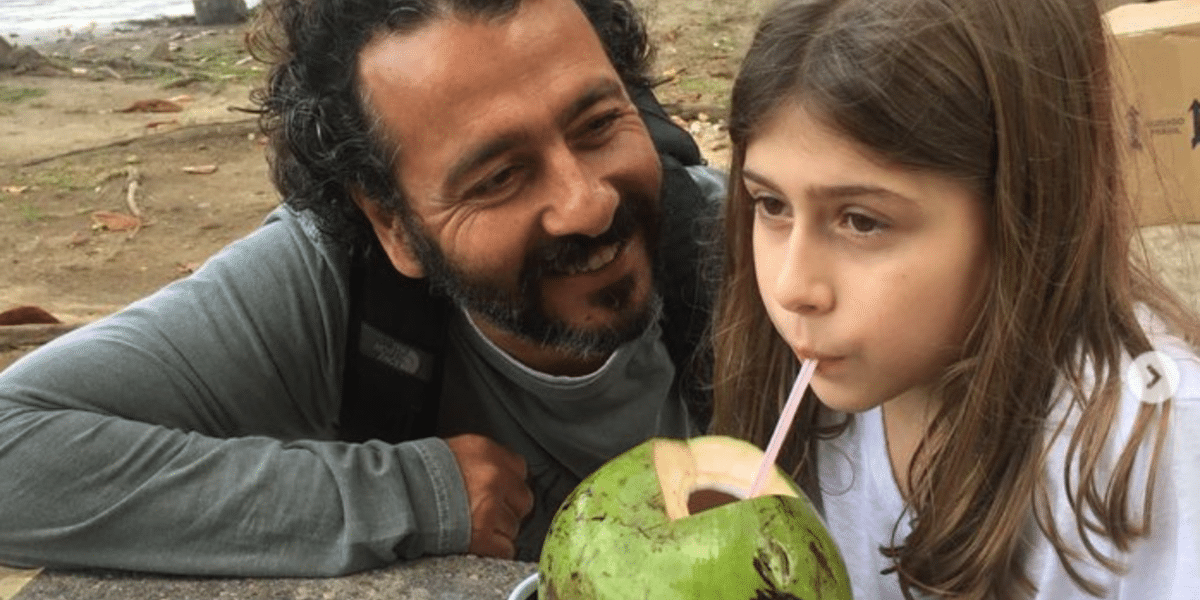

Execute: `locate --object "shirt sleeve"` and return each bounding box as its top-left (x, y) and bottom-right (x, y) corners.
top-left (0, 207), bottom-right (471, 575)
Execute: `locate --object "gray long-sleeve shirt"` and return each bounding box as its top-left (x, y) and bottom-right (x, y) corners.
top-left (0, 207), bottom-right (471, 575)
top-left (0, 164), bottom-right (726, 576)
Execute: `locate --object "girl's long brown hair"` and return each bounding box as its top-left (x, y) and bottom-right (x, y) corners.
top-left (710, 0), bottom-right (1199, 598)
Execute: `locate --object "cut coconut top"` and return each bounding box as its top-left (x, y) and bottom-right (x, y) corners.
top-left (652, 436), bottom-right (798, 522)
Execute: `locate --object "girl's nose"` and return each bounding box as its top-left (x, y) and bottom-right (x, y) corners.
top-left (773, 229), bottom-right (834, 315)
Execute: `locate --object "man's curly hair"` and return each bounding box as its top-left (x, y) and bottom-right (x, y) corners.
top-left (247, 0), bottom-right (653, 249)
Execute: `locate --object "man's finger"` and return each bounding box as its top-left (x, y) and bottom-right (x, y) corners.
top-left (491, 501), bottom-right (522, 540)
top-left (473, 531), bottom-right (516, 560)
top-left (508, 484), bottom-right (535, 519)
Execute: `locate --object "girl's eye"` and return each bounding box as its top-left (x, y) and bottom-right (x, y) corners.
top-left (842, 211), bottom-right (886, 234)
top-left (753, 195), bottom-right (788, 218)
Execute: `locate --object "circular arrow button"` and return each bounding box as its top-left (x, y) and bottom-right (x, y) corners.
top-left (1126, 351), bottom-right (1181, 405)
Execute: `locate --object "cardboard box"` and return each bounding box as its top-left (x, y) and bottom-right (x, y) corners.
top-left (1106, 0), bottom-right (1200, 226)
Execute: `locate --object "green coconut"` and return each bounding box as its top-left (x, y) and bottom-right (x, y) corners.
top-left (539, 435), bottom-right (853, 599)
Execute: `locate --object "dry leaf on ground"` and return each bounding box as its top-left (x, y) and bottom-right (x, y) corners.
top-left (91, 210), bottom-right (142, 232)
top-left (0, 305), bottom-right (61, 326)
top-left (115, 99), bottom-right (184, 113)
top-left (176, 261), bottom-right (203, 274)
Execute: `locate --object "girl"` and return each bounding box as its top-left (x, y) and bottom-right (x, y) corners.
top-left (711, 0), bottom-right (1200, 599)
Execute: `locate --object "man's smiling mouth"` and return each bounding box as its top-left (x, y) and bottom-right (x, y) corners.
top-left (557, 240), bottom-right (625, 276)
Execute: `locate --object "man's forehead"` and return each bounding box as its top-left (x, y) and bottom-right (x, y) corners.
top-left (354, 0), bottom-right (624, 181)
top-left (359, 0), bottom-right (609, 73)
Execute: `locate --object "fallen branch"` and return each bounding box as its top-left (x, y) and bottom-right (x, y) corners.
top-left (12, 118), bottom-right (258, 168)
top-left (93, 168), bottom-right (129, 187)
top-left (99, 65), bottom-right (124, 81)
top-left (163, 75), bottom-right (206, 89)
top-left (125, 167), bottom-right (143, 218)
top-left (0, 324), bottom-right (81, 350)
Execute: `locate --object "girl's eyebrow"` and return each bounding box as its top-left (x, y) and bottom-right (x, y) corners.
top-left (742, 168), bottom-right (916, 207)
top-left (741, 168), bottom-right (778, 190)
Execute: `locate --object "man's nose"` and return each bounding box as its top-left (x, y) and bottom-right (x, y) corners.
top-left (540, 146), bottom-right (618, 238)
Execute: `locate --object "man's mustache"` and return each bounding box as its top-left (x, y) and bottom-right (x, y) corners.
top-left (532, 201), bottom-right (638, 274)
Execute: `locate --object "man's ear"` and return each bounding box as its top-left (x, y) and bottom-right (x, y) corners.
top-left (351, 190), bottom-right (426, 279)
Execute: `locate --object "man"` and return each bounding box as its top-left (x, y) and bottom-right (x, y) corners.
top-left (0, 0), bottom-right (723, 576)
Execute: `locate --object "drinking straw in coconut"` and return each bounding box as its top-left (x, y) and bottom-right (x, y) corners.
top-left (748, 359), bottom-right (818, 498)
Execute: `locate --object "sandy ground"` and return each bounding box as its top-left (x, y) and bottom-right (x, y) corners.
top-left (1, 0), bottom-right (1197, 373)
top-left (0, 19), bottom-right (275, 369)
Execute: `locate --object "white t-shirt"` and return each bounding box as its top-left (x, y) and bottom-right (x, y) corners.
top-left (818, 324), bottom-right (1200, 599)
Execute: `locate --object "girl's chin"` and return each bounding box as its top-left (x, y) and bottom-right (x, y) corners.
top-left (810, 382), bottom-right (885, 415)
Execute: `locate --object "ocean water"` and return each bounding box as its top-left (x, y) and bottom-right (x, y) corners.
top-left (0, 0), bottom-right (261, 44)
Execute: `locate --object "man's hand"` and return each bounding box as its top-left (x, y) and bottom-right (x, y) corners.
top-left (445, 434), bottom-right (534, 559)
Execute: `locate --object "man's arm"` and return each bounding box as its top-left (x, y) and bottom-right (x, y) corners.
top-left (0, 208), bottom-right (470, 575)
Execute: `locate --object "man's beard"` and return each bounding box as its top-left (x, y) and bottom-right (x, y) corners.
top-left (402, 195), bottom-right (663, 361)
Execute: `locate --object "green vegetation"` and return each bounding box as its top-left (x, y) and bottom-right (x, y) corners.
top-left (9, 166), bottom-right (89, 193)
top-left (0, 86), bottom-right (48, 104)
top-left (667, 75), bottom-right (732, 111)
top-left (171, 44), bottom-right (265, 86)
top-left (16, 201), bottom-right (45, 223)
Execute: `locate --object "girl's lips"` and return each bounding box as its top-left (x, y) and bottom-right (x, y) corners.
top-left (793, 350), bottom-right (846, 376)
top-left (794, 349), bottom-right (842, 363)
top-left (813, 357), bottom-right (844, 374)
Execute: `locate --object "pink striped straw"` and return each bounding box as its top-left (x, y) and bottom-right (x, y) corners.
top-left (748, 359), bottom-right (818, 497)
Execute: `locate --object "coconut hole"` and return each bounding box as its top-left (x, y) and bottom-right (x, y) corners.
top-left (686, 484), bottom-right (747, 515)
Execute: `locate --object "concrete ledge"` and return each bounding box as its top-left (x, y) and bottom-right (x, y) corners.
top-left (16, 556), bottom-right (536, 600)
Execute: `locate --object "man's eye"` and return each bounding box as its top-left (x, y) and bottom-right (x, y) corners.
top-left (470, 166), bottom-right (521, 197)
top-left (583, 111), bottom-right (622, 137)
top-left (590, 112), bottom-right (619, 132)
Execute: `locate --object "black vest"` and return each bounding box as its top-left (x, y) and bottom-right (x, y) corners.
top-left (337, 85), bottom-right (716, 445)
